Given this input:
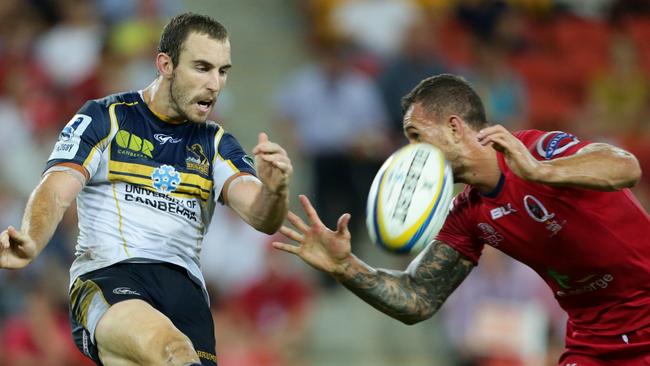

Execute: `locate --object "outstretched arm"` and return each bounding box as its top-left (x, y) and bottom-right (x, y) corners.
top-left (335, 241), bottom-right (474, 324)
top-left (274, 195), bottom-right (474, 324)
top-left (477, 125), bottom-right (642, 191)
top-left (1, 166), bottom-right (85, 269)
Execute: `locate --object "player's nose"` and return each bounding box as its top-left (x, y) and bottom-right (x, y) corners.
top-left (205, 72), bottom-right (222, 92)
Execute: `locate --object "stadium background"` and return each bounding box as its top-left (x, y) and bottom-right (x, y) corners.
top-left (0, 0), bottom-right (648, 365)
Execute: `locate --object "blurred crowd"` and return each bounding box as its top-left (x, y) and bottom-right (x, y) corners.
top-left (0, 0), bottom-right (648, 365)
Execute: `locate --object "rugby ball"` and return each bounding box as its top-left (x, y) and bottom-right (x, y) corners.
top-left (366, 143), bottom-right (454, 254)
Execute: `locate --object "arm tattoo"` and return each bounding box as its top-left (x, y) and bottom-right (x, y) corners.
top-left (338, 241), bottom-right (474, 324)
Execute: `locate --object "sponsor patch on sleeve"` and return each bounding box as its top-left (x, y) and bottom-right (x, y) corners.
top-left (535, 131), bottom-right (581, 160)
top-left (49, 114), bottom-right (93, 160)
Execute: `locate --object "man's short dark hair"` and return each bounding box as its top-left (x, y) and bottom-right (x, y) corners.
top-left (158, 12), bottom-right (229, 67)
top-left (401, 74), bottom-right (488, 130)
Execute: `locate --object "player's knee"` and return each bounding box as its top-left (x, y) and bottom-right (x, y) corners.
top-left (141, 328), bottom-right (200, 366)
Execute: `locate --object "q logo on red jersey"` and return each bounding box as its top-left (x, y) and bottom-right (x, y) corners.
top-left (523, 195), bottom-right (565, 236)
top-left (523, 195), bottom-right (554, 223)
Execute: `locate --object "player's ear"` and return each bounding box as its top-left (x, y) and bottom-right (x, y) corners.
top-left (156, 52), bottom-right (174, 79)
top-left (447, 115), bottom-right (465, 143)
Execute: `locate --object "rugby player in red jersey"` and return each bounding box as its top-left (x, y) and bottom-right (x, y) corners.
top-left (274, 74), bottom-right (650, 365)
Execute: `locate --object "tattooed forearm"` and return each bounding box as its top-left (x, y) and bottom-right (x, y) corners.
top-left (335, 242), bottom-right (474, 325)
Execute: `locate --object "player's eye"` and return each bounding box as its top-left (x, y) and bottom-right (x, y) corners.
top-left (219, 68), bottom-right (229, 76)
top-left (196, 66), bottom-right (208, 72)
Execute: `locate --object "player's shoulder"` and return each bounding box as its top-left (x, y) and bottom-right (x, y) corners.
top-left (76, 91), bottom-right (140, 121)
top-left (88, 90), bottom-right (140, 109)
top-left (450, 185), bottom-right (483, 213)
top-left (203, 120), bottom-right (224, 135)
top-left (513, 129), bottom-right (583, 160)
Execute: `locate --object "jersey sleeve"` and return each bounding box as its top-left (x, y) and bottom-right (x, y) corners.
top-left (45, 100), bottom-right (110, 178)
top-left (521, 130), bottom-right (592, 160)
top-left (435, 191), bottom-right (484, 264)
top-left (212, 130), bottom-right (257, 203)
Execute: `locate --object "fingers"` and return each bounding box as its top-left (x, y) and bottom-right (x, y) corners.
top-left (258, 157), bottom-right (293, 176)
top-left (299, 195), bottom-right (324, 227)
top-left (287, 211), bottom-right (309, 233)
top-left (272, 241), bottom-right (301, 255)
top-left (336, 213), bottom-right (351, 235)
top-left (476, 124), bottom-right (507, 139)
top-left (476, 125), bottom-right (513, 146)
top-left (476, 127), bottom-right (516, 155)
top-left (258, 153), bottom-right (291, 166)
top-left (253, 133), bottom-right (286, 156)
top-left (7, 226), bottom-right (26, 242)
top-left (258, 132), bottom-right (269, 145)
top-left (272, 161), bottom-right (293, 175)
top-left (479, 134), bottom-right (509, 151)
top-left (280, 224), bottom-right (304, 242)
top-left (0, 229), bottom-right (9, 250)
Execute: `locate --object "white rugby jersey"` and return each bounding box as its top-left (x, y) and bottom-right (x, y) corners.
top-left (46, 91), bottom-right (257, 293)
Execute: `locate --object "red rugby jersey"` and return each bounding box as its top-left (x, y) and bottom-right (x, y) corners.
top-left (437, 129), bottom-right (650, 336)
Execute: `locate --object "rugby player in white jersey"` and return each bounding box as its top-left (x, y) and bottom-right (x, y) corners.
top-left (0, 13), bottom-right (292, 366)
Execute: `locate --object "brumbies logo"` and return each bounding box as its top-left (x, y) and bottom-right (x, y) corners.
top-left (186, 144), bottom-right (209, 175)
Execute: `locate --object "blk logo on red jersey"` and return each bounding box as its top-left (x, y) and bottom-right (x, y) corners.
top-left (490, 203), bottom-right (517, 220)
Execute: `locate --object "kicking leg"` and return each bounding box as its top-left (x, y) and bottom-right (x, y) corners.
top-left (94, 299), bottom-right (201, 366)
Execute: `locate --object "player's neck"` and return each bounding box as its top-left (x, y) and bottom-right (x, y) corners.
top-left (461, 147), bottom-right (502, 194)
top-left (142, 78), bottom-right (186, 124)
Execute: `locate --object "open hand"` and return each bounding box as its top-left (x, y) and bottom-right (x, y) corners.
top-left (273, 195), bottom-right (353, 275)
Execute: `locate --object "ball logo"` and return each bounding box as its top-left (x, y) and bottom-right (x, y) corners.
top-left (392, 149), bottom-right (429, 224)
top-left (523, 195), bottom-right (554, 222)
top-left (151, 165), bottom-right (181, 193)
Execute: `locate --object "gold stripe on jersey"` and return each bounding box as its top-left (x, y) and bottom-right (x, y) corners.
top-left (212, 127), bottom-right (240, 174)
top-left (112, 182), bottom-right (131, 257)
top-left (212, 126), bottom-right (225, 163)
top-left (108, 160), bottom-right (213, 201)
top-left (226, 159), bottom-right (239, 173)
top-left (82, 101), bottom-right (138, 168)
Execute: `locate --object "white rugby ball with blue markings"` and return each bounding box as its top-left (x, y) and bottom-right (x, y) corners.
top-left (366, 143), bottom-right (454, 254)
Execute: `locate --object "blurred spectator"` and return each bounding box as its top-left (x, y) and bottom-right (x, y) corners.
top-left (441, 246), bottom-right (565, 366)
top-left (464, 41), bottom-right (528, 128)
top-left (0, 97), bottom-right (44, 196)
top-left (97, 0), bottom-right (184, 25)
top-left (34, 0), bottom-right (103, 89)
top-left (456, 0), bottom-right (508, 41)
top-left (330, 0), bottom-right (419, 58)
top-left (213, 241), bottom-right (315, 366)
top-left (0, 265), bottom-right (94, 366)
top-left (273, 35), bottom-right (390, 235)
top-left (579, 33), bottom-right (650, 207)
top-left (378, 15), bottom-right (449, 137)
top-left (201, 205), bottom-right (270, 298)
top-left (582, 33), bottom-right (649, 137)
